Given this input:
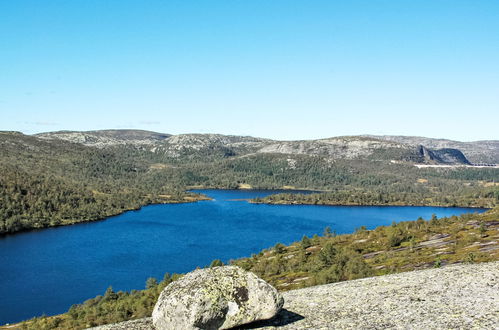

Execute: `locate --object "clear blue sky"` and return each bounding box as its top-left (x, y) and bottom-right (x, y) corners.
top-left (1, 1), bottom-right (498, 141)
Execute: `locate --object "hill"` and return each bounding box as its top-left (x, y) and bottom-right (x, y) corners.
top-left (35, 129), bottom-right (171, 148)
top-left (0, 131), bottom-right (202, 234)
top-left (37, 130), bottom-right (478, 165)
top-left (1, 130), bottom-right (498, 234)
top-left (365, 135), bottom-right (499, 164)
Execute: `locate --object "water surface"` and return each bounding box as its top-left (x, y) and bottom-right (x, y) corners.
top-left (0, 189), bottom-right (485, 324)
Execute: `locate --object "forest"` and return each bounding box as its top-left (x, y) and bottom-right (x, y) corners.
top-left (0, 132), bottom-right (202, 234)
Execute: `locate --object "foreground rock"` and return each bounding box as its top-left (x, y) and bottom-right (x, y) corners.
top-left (152, 266), bottom-right (283, 330)
top-left (92, 261), bottom-right (499, 329)
top-left (260, 261), bottom-right (499, 329)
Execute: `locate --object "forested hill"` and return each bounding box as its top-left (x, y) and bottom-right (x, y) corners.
top-left (1, 130), bottom-right (498, 234)
top-left (0, 131), bottom-right (203, 234)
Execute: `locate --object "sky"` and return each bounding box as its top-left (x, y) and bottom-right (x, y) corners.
top-left (0, 1), bottom-right (498, 141)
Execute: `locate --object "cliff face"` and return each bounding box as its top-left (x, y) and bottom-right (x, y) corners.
top-left (418, 145), bottom-right (471, 165)
top-left (92, 261), bottom-right (499, 329)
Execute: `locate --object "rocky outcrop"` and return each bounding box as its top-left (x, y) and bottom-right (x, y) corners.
top-left (367, 135), bottom-right (499, 164)
top-left (35, 131), bottom-right (270, 157)
top-left (256, 137), bottom-right (413, 160)
top-left (91, 261), bottom-right (499, 329)
top-left (260, 261), bottom-right (499, 329)
top-left (35, 130), bottom-right (171, 148)
top-left (418, 145), bottom-right (471, 164)
top-left (152, 266), bottom-right (283, 330)
top-left (34, 130), bottom-right (489, 164)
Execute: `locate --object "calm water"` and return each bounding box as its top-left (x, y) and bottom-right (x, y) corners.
top-left (0, 189), bottom-right (486, 324)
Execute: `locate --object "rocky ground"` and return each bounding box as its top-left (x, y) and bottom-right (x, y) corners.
top-left (91, 261), bottom-right (499, 329)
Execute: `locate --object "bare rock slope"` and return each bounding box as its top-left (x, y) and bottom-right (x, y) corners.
top-left (91, 261), bottom-right (499, 329)
top-left (366, 135), bottom-right (499, 164)
top-left (35, 130), bottom-right (171, 148)
top-left (35, 130), bottom-right (477, 164)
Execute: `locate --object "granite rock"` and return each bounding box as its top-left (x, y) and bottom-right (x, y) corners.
top-left (151, 266), bottom-right (283, 330)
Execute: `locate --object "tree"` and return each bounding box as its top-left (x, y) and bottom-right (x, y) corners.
top-left (479, 222), bottom-right (487, 237)
top-left (301, 235), bottom-right (312, 249)
top-left (145, 277), bottom-right (158, 289)
top-left (317, 242), bottom-right (337, 268)
top-left (209, 259), bottom-right (224, 267)
top-left (104, 286), bottom-right (118, 300)
top-left (323, 226), bottom-right (335, 238)
top-left (273, 243), bottom-right (286, 254)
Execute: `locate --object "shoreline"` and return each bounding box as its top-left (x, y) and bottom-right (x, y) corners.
top-left (250, 200), bottom-right (491, 209)
top-left (1, 186), bottom-right (493, 237)
top-left (0, 194), bottom-right (211, 238)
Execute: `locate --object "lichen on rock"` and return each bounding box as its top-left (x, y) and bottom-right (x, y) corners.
top-left (151, 266), bottom-right (283, 330)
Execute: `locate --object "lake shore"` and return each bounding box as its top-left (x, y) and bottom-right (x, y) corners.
top-left (0, 194), bottom-right (211, 238)
top-left (3, 185), bottom-right (493, 238)
top-left (1, 189), bottom-right (487, 325)
top-left (250, 199), bottom-right (490, 208)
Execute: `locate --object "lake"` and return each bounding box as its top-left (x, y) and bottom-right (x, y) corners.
top-left (0, 189), bottom-right (486, 325)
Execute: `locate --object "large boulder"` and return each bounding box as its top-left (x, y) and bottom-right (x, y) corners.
top-left (152, 266), bottom-right (284, 330)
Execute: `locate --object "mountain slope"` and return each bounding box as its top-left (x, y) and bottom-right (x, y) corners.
top-left (36, 129), bottom-right (171, 149)
top-left (365, 135), bottom-right (499, 164)
top-left (0, 131), bottom-right (199, 234)
top-left (256, 136), bottom-right (472, 164)
top-left (36, 130), bottom-right (474, 165)
top-left (154, 134), bottom-right (270, 160)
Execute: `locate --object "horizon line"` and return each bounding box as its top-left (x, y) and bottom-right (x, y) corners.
top-left (3, 129), bottom-right (497, 143)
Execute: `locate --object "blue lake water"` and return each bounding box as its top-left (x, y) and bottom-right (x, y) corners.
top-left (0, 189), bottom-right (486, 324)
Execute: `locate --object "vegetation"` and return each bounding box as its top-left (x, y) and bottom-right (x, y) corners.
top-left (233, 207), bottom-right (499, 291)
top-left (252, 186), bottom-right (498, 208)
top-left (0, 132), bottom-right (206, 234)
top-left (17, 207), bottom-right (499, 329)
top-left (17, 274), bottom-right (181, 329)
top-left (1, 131), bottom-right (498, 234)
top-left (1, 130), bottom-right (498, 328)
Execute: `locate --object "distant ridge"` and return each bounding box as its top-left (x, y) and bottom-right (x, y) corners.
top-left (32, 129), bottom-right (493, 165)
top-left (364, 135), bottom-right (499, 164)
top-left (36, 129), bottom-right (171, 148)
